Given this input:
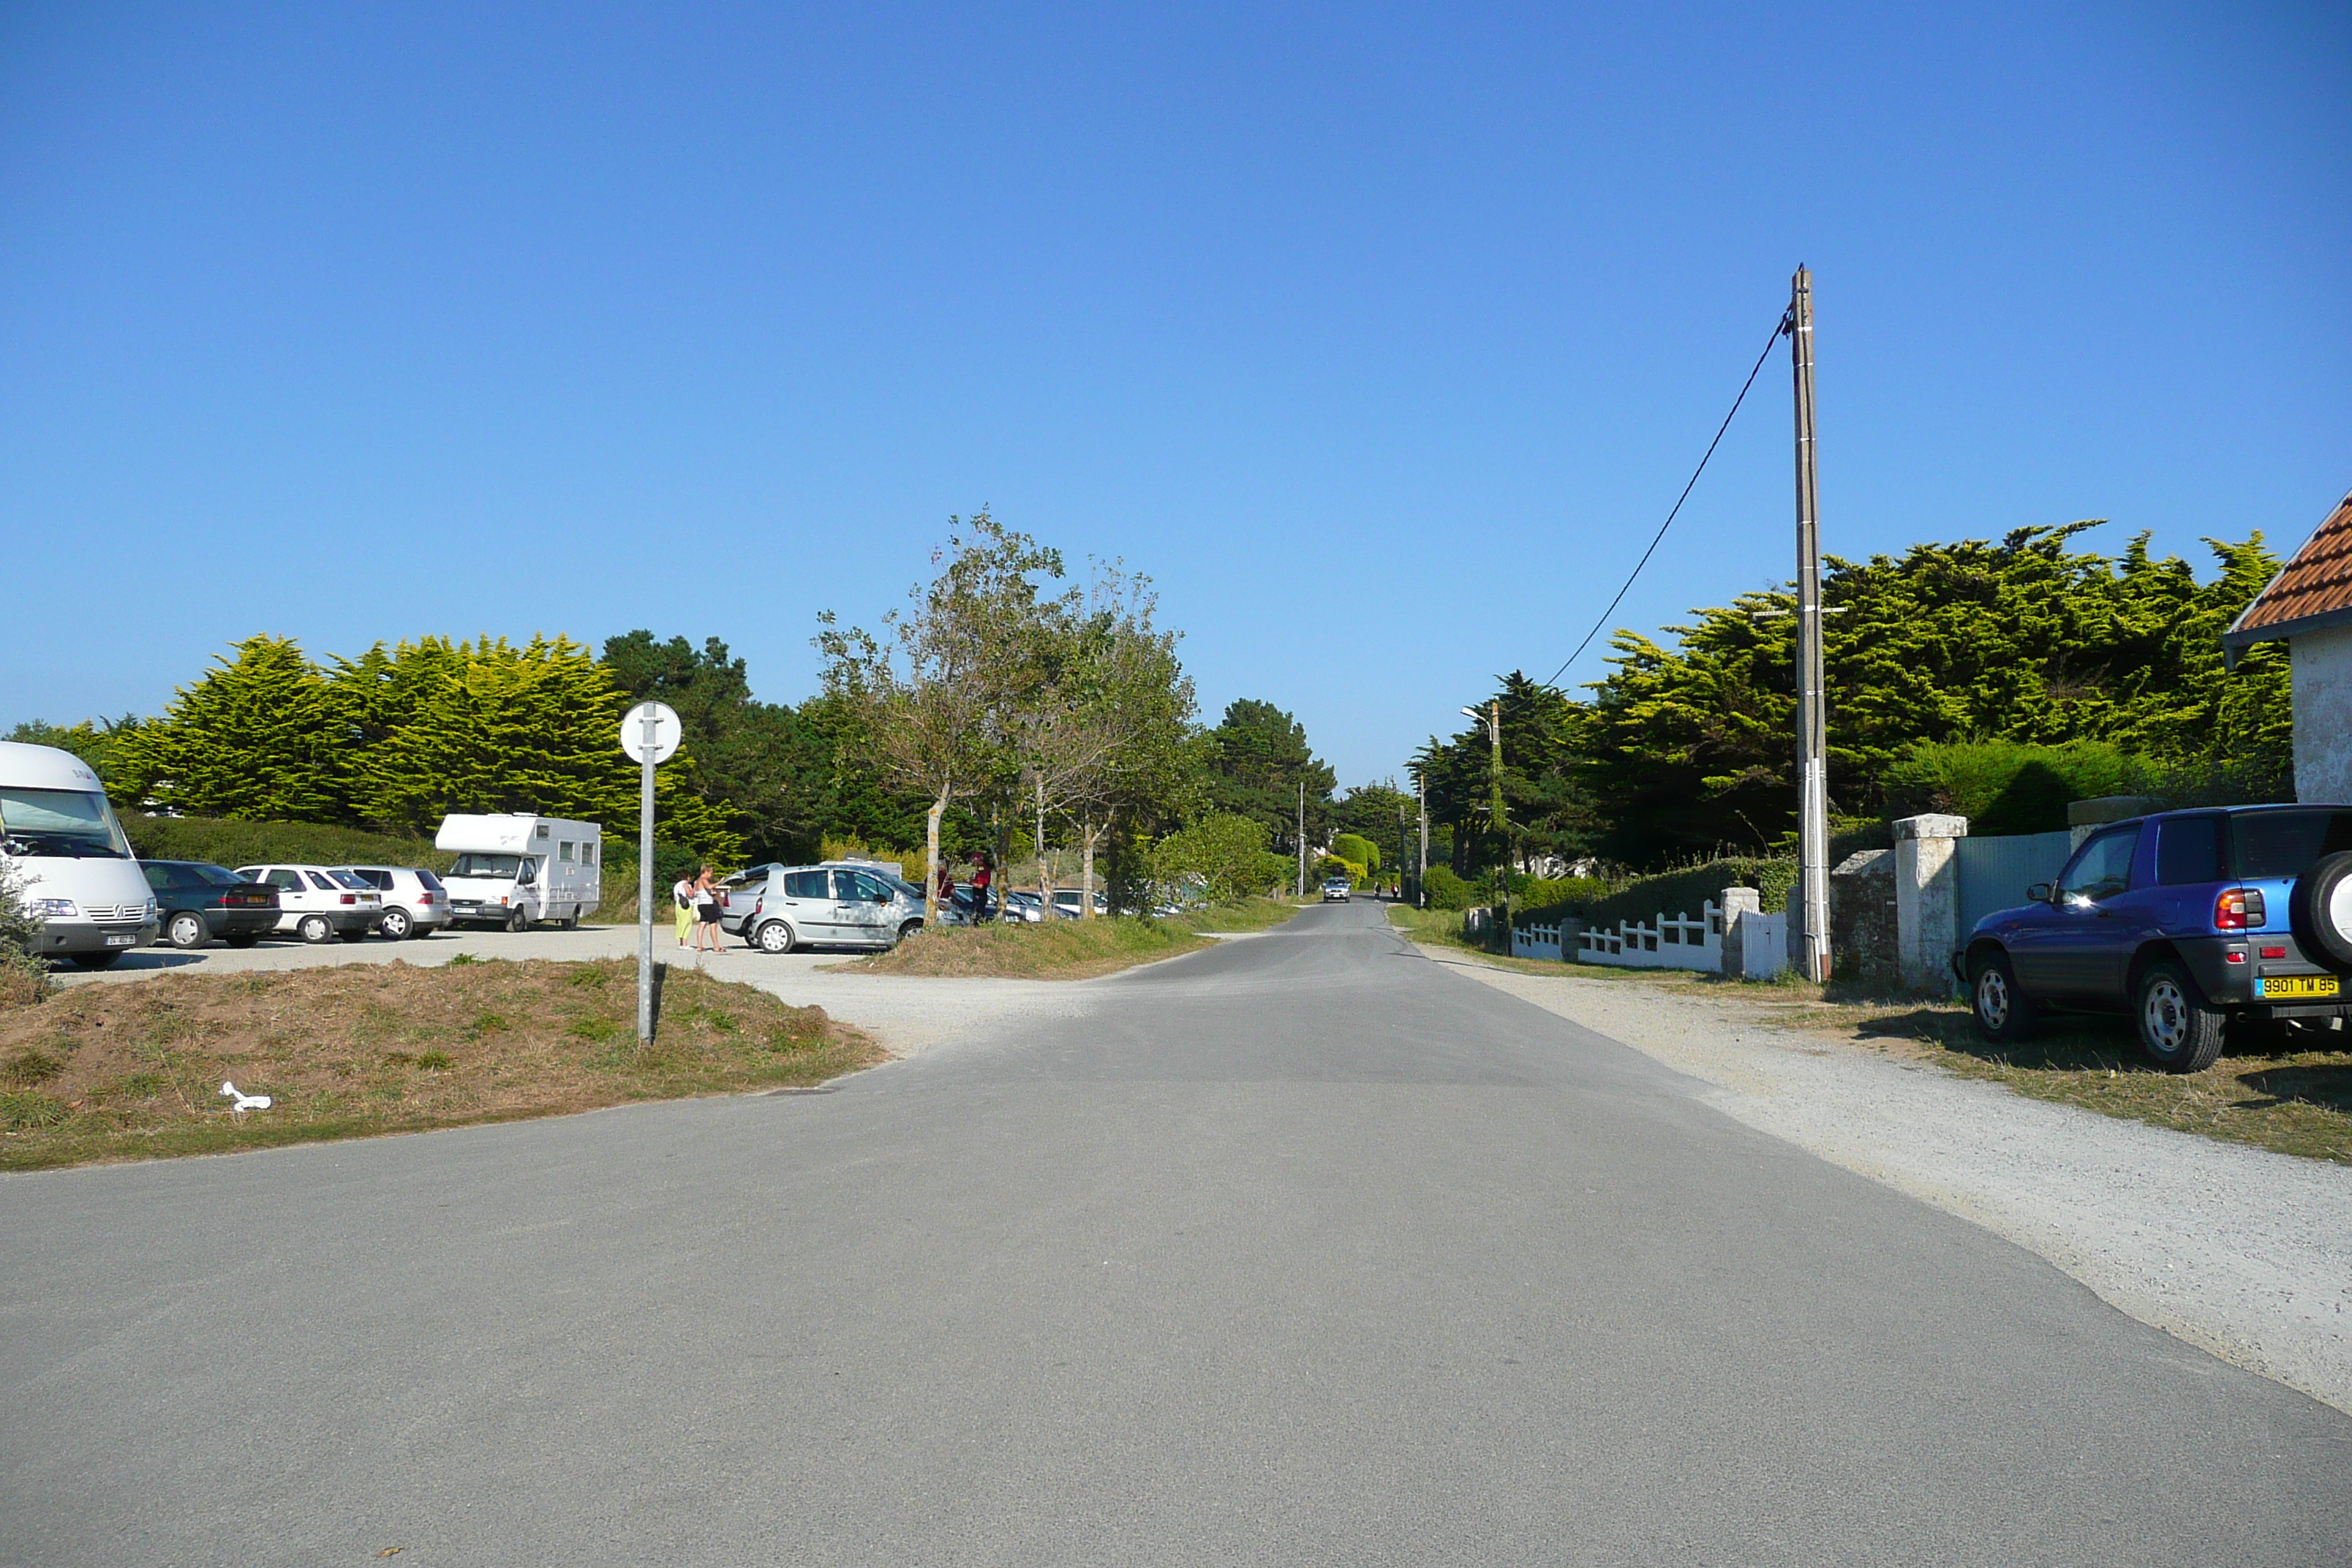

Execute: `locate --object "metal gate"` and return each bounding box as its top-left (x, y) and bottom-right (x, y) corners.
top-left (1954, 830), bottom-right (2073, 938)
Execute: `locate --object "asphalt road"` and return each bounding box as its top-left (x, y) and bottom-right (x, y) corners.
top-left (5, 902), bottom-right (2349, 1566)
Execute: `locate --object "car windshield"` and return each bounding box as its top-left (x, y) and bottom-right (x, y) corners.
top-left (2231, 810), bottom-right (2352, 879)
top-left (448, 853), bottom-right (522, 878)
top-left (0, 787), bottom-right (132, 859)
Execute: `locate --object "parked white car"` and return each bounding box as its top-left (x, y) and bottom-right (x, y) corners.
top-left (233, 864), bottom-right (384, 943)
top-left (336, 865), bottom-right (452, 941)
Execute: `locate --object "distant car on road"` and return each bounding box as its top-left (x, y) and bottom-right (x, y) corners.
top-left (139, 861), bottom-right (279, 950)
top-left (1322, 877), bottom-right (1352, 903)
top-left (336, 866), bottom-right (451, 941)
top-left (233, 864), bottom-right (383, 944)
top-left (1958, 803), bottom-right (2352, 1072)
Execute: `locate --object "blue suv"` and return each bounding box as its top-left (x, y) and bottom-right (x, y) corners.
top-left (1957, 804), bottom-right (2352, 1073)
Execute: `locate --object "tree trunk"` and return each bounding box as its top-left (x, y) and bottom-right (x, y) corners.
top-left (1080, 815), bottom-right (1107, 918)
top-left (1034, 777), bottom-right (1050, 917)
top-left (924, 789), bottom-right (946, 925)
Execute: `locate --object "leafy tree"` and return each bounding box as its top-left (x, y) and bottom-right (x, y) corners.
top-left (111, 636), bottom-right (347, 821)
top-left (1205, 700), bottom-right (1335, 866)
top-left (603, 631), bottom-right (838, 863)
top-left (818, 510), bottom-right (1060, 924)
top-left (1413, 674), bottom-right (1597, 876)
top-left (1153, 813), bottom-right (1284, 902)
top-left (1577, 524), bottom-right (2289, 865)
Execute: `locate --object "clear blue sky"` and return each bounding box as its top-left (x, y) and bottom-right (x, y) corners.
top-left (4, 2), bottom-right (2346, 786)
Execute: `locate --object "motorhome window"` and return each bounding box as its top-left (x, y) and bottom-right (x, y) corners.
top-left (783, 870), bottom-right (826, 900)
top-left (518, 859), bottom-right (540, 882)
top-left (0, 788), bottom-right (133, 859)
top-left (535, 824), bottom-right (550, 840)
top-left (449, 853), bottom-right (522, 878)
top-left (558, 842), bottom-right (573, 862)
top-left (583, 843), bottom-right (597, 866)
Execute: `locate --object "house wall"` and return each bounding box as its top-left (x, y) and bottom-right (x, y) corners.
top-left (2294, 623), bottom-right (2352, 803)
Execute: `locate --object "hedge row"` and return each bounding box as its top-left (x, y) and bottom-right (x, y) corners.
top-left (125, 815), bottom-right (454, 872)
top-left (1515, 856), bottom-right (1796, 931)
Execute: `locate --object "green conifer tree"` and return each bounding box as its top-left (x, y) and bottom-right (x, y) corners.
top-left (111, 636), bottom-right (349, 820)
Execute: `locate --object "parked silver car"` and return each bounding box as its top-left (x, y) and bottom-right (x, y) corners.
top-left (336, 865), bottom-right (453, 941)
top-left (726, 864), bottom-right (927, 954)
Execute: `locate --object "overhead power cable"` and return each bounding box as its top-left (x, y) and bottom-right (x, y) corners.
top-left (1542, 312), bottom-right (1793, 691)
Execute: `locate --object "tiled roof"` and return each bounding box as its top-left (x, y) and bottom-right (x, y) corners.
top-left (2223, 489), bottom-right (2352, 649)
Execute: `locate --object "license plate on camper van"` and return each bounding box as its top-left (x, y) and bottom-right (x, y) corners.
top-left (105, 934), bottom-right (137, 946)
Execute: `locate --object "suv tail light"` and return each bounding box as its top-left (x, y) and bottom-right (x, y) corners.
top-left (2215, 887), bottom-right (2267, 930)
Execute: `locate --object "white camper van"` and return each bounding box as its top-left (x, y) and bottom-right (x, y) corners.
top-left (433, 814), bottom-right (601, 931)
top-left (0, 740), bottom-right (159, 968)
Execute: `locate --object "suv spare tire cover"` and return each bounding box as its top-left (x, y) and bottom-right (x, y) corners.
top-left (2288, 850), bottom-right (2352, 973)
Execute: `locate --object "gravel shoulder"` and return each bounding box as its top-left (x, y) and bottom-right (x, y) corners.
top-left (1417, 942), bottom-right (2352, 1417)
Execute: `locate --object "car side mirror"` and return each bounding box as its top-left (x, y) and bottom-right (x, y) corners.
top-left (873, 892), bottom-right (891, 905)
top-left (2026, 883), bottom-right (2052, 904)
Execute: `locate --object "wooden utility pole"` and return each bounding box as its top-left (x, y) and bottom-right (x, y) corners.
top-left (1295, 777), bottom-right (1307, 899)
top-left (1789, 265), bottom-right (1831, 984)
top-left (1417, 771), bottom-right (1428, 908)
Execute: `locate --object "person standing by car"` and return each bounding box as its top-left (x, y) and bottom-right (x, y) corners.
top-left (691, 867), bottom-right (725, 955)
top-left (970, 852), bottom-right (993, 922)
top-left (673, 872), bottom-right (696, 948)
top-left (935, 858), bottom-right (955, 911)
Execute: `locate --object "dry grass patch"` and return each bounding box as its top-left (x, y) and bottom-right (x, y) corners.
top-left (0, 957), bottom-right (882, 1171)
top-left (843, 916), bottom-right (1212, 979)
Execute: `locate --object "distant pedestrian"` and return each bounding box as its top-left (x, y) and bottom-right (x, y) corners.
top-left (969, 852), bottom-right (993, 922)
top-left (692, 867), bottom-right (725, 954)
top-left (672, 872), bottom-right (696, 947)
top-left (935, 859), bottom-right (954, 910)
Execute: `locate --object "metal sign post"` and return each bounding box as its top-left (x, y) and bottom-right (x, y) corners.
top-left (619, 701), bottom-right (682, 1043)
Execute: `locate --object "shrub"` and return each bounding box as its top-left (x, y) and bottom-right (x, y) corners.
top-left (124, 815), bottom-right (454, 873)
top-left (1422, 864), bottom-right (1475, 910)
top-left (0, 865), bottom-right (50, 1013)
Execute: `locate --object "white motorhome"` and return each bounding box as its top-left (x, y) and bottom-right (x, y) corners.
top-left (433, 813), bottom-right (601, 931)
top-left (0, 740), bottom-right (158, 968)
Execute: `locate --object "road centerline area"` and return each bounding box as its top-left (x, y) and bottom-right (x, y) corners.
top-left (4, 900), bottom-right (2348, 1566)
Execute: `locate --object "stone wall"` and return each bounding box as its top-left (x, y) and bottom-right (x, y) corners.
top-left (2293, 622), bottom-right (2352, 803)
top-left (1829, 848), bottom-right (1896, 990)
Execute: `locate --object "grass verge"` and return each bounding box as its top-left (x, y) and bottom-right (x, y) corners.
top-left (1387, 905), bottom-right (2352, 1165)
top-left (845, 898), bottom-right (1304, 980)
top-left (0, 957), bottom-right (882, 1172)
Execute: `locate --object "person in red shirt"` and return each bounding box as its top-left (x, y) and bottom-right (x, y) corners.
top-left (968, 852), bottom-right (993, 922)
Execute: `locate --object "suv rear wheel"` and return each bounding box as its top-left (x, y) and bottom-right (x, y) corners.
top-left (1969, 949), bottom-right (2035, 1042)
top-left (2289, 851), bottom-right (2352, 973)
top-left (2136, 959), bottom-right (2227, 1074)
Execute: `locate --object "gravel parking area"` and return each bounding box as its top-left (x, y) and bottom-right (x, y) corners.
top-left (1427, 948), bottom-right (2352, 1416)
top-left (52, 923), bottom-right (1101, 1060)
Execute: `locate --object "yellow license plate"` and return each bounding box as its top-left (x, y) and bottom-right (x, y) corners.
top-left (2258, 974), bottom-right (2340, 1000)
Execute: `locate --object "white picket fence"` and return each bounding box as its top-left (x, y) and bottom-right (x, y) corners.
top-left (1509, 892), bottom-right (1788, 979)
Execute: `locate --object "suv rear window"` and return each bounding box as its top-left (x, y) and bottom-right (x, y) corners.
top-left (2229, 810), bottom-right (2352, 880)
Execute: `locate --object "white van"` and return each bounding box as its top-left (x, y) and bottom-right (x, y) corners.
top-left (433, 814), bottom-right (601, 931)
top-left (0, 740), bottom-right (159, 969)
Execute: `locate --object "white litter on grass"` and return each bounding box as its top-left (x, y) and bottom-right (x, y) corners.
top-left (219, 1082), bottom-right (273, 1112)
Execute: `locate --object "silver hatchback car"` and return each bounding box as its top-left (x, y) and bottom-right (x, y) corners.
top-left (726, 864), bottom-right (927, 954)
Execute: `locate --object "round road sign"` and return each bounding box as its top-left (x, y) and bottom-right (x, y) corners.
top-left (620, 701), bottom-right (682, 764)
